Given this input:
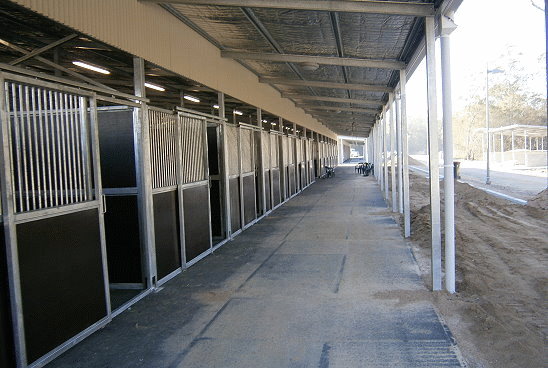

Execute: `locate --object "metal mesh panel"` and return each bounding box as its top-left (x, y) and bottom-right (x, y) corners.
top-left (281, 136), bottom-right (288, 166)
top-left (270, 134), bottom-right (279, 168)
top-left (240, 128), bottom-right (253, 173)
top-left (180, 115), bottom-right (206, 184)
top-left (288, 137), bottom-right (295, 165)
top-left (149, 110), bottom-right (178, 189)
top-left (226, 124), bottom-right (239, 176)
top-left (261, 131), bottom-right (270, 169)
top-left (4, 80), bottom-right (95, 213)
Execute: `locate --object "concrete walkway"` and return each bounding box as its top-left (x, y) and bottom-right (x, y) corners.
top-left (48, 167), bottom-right (464, 368)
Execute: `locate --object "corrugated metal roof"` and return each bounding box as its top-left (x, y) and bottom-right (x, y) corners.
top-left (160, 0), bottom-right (438, 135)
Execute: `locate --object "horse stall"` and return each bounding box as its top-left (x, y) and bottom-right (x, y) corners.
top-left (297, 137), bottom-right (307, 190)
top-left (307, 137), bottom-right (315, 185)
top-left (225, 124), bottom-right (242, 235)
top-left (0, 72), bottom-right (110, 367)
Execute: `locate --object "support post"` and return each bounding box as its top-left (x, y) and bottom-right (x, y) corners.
top-left (396, 94), bottom-right (403, 214)
top-left (440, 13), bottom-right (456, 293)
top-left (383, 111), bottom-right (389, 201)
top-left (257, 108), bottom-right (266, 215)
top-left (133, 56), bottom-right (157, 287)
top-left (400, 70), bottom-right (411, 238)
top-left (389, 94), bottom-right (397, 212)
top-left (218, 93), bottom-right (231, 238)
top-left (425, 16), bottom-right (442, 291)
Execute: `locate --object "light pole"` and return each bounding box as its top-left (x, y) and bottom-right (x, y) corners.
top-left (485, 66), bottom-right (504, 185)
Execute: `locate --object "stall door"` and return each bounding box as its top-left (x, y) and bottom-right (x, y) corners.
top-left (226, 124), bottom-right (241, 234)
top-left (240, 126), bottom-right (256, 227)
top-left (261, 130), bottom-right (271, 212)
top-left (0, 75), bottom-right (108, 365)
top-left (179, 113), bottom-right (212, 264)
top-left (270, 132), bottom-right (281, 207)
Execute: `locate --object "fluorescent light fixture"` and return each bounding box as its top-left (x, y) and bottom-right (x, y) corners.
top-left (183, 95), bottom-right (200, 103)
top-left (213, 104), bottom-right (220, 109)
top-left (234, 110), bottom-right (243, 116)
top-left (271, 122), bottom-right (277, 126)
top-left (262, 119), bottom-right (267, 123)
top-left (144, 82), bottom-right (165, 92)
top-left (72, 61), bottom-right (110, 75)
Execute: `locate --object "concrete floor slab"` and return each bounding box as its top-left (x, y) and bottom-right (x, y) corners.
top-left (46, 167), bottom-right (464, 368)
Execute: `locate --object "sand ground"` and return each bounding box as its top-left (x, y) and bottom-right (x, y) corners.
top-left (389, 171), bottom-right (547, 368)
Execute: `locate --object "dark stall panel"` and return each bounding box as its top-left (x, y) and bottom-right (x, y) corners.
top-left (17, 210), bottom-right (107, 363)
top-left (272, 169), bottom-right (281, 207)
top-left (264, 171), bottom-right (271, 211)
top-left (183, 185), bottom-right (211, 261)
top-left (97, 109), bottom-right (136, 188)
top-left (243, 175), bottom-right (256, 226)
top-left (0, 228), bottom-right (15, 368)
top-left (288, 168), bottom-right (295, 196)
top-left (207, 127), bottom-right (220, 176)
top-left (229, 178), bottom-right (241, 233)
top-left (153, 192), bottom-right (181, 279)
top-left (209, 180), bottom-right (223, 238)
top-left (104, 196), bottom-right (142, 283)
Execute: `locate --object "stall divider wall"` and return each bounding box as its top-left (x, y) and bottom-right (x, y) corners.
top-left (239, 123), bottom-right (259, 230)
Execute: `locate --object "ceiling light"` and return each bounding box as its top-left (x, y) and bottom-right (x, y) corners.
top-left (301, 62), bottom-right (320, 71)
top-left (271, 122), bottom-right (277, 126)
top-left (213, 104), bottom-right (220, 109)
top-left (183, 95), bottom-right (200, 103)
top-left (234, 110), bottom-right (243, 116)
top-left (144, 82), bottom-right (165, 92)
top-left (262, 119), bottom-right (267, 123)
top-left (72, 61), bottom-right (110, 75)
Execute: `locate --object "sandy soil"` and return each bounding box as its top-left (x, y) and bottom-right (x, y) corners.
top-left (392, 172), bottom-right (547, 368)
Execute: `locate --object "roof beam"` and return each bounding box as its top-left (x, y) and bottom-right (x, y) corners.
top-left (141, 0), bottom-right (435, 17)
top-left (283, 93), bottom-right (381, 106)
top-left (222, 51), bottom-right (405, 70)
top-left (259, 77), bottom-right (393, 93)
top-left (301, 105), bottom-right (380, 114)
top-left (9, 34), bottom-right (78, 65)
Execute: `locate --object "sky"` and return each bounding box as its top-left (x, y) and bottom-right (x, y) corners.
top-left (406, 0), bottom-right (547, 119)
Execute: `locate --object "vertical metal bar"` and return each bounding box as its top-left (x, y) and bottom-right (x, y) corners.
top-left (79, 96), bottom-right (92, 201)
top-left (68, 94), bottom-right (78, 203)
top-left (63, 93), bottom-right (75, 204)
top-left (0, 75), bottom-right (28, 368)
top-left (441, 30), bottom-right (456, 294)
top-left (238, 126), bottom-right (244, 227)
top-left (400, 69), bottom-right (411, 239)
top-left (18, 85), bottom-right (30, 211)
top-left (24, 85), bottom-right (37, 211)
top-left (257, 108), bottom-right (266, 214)
top-left (50, 91), bottom-right (59, 205)
top-left (53, 91), bottom-right (64, 206)
top-left (73, 95), bottom-right (83, 202)
top-left (134, 56), bottom-right (157, 287)
top-left (36, 88), bottom-right (48, 208)
top-left (8, 84), bottom-right (22, 212)
top-left (425, 16), bottom-right (442, 291)
top-left (59, 92), bottom-right (70, 206)
top-left (29, 87), bottom-right (42, 209)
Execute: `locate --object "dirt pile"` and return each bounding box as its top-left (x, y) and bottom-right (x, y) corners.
top-left (400, 173), bottom-right (547, 368)
top-left (527, 188), bottom-right (548, 210)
